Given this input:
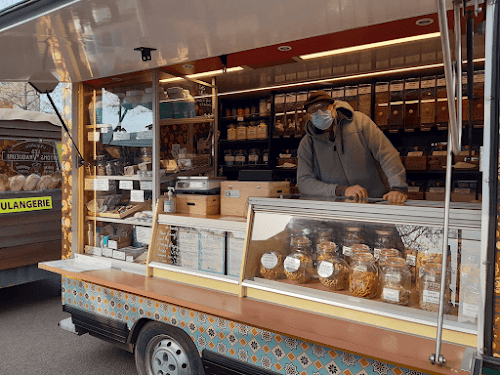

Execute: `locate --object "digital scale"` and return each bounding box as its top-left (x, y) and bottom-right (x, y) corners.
top-left (174, 176), bottom-right (225, 195)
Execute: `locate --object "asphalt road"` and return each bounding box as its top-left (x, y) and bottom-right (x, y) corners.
top-left (0, 275), bottom-right (137, 375)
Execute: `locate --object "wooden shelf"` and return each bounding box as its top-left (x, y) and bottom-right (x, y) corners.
top-left (86, 216), bottom-right (154, 226)
top-left (160, 116), bottom-right (214, 126)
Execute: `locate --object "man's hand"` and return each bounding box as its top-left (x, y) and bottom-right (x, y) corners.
top-left (383, 190), bottom-right (408, 204)
top-left (345, 185), bottom-right (368, 199)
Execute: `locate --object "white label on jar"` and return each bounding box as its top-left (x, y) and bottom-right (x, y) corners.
top-left (119, 180), bottom-right (134, 190)
top-left (374, 248), bottom-right (382, 260)
top-left (317, 261), bottom-right (334, 278)
top-left (383, 288), bottom-right (400, 302)
top-left (462, 303), bottom-right (479, 318)
top-left (405, 81), bottom-right (420, 90)
top-left (421, 79), bottom-right (436, 88)
top-left (423, 290), bottom-right (441, 304)
top-left (261, 253), bottom-right (279, 269)
top-left (284, 256), bottom-right (300, 272)
top-left (235, 156), bottom-right (246, 163)
top-left (375, 84), bottom-right (389, 93)
top-left (343, 246), bottom-right (353, 256)
top-left (406, 254), bottom-right (416, 266)
top-left (224, 155), bottom-right (235, 162)
top-left (390, 83), bottom-right (404, 92)
top-left (248, 155), bottom-right (259, 162)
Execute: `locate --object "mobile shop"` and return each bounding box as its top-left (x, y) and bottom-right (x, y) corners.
top-left (0, 0), bottom-right (499, 374)
top-left (0, 108), bottom-right (62, 288)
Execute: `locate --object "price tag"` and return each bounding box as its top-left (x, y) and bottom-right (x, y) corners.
top-left (102, 248), bottom-right (113, 258)
top-left (100, 126), bottom-right (110, 133)
top-left (429, 187), bottom-right (445, 193)
top-left (135, 226), bottom-right (152, 245)
top-left (284, 256), bottom-right (300, 272)
top-left (408, 186), bottom-right (420, 193)
top-left (119, 180), bottom-right (134, 190)
top-left (343, 246), bottom-right (353, 257)
top-left (421, 79), bottom-right (436, 88)
top-left (113, 132), bottom-right (131, 141)
top-left (405, 81), bottom-right (420, 90)
top-left (94, 179), bottom-right (110, 191)
top-left (437, 78), bottom-right (446, 86)
top-left (375, 84), bottom-right (389, 93)
top-left (112, 250), bottom-right (126, 261)
top-left (462, 302), bottom-right (479, 318)
top-left (130, 189), bottom-right (145, 202)
top-left (261, 253), bottom-right (279, 269)
top-left (390, 83), bottom-right (404, 92)
top-left (140, 181), bottom-right (153, 190)
top-left (317, 261), bottom-right (334, 278)
top-left (374, 248), bottom-right (382, 260)
top-left (423, 290), bottom-right (440, 304)
top-left (88, 132), bottom-right (100, 142)
top-left (406, 254), bottom-right (416, 266)
top-left (382, 288), bottom-right (400, 302)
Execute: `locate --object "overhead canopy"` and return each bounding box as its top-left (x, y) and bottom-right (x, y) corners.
top-left (0, 0), bottom-right (455, 83)
top-left (0, 108), bottom-right (62, 140)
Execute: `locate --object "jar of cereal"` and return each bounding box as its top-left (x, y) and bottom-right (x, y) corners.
top-left (349, 253), bottom-right (378, 298)
top-left (380, 257), bottom-right (411, 305)
top-left (284, 237), bottom-right (313, 283)
top-left (259, 251), bottom-right (284, 280)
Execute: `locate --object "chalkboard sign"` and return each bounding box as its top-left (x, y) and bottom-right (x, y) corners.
top-left (149, 224), bottom-right (173, 265)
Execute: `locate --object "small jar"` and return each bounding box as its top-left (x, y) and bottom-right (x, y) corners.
top-left (380, 257), bottom-right (411, 305)
top-left (343, 226), bottom-right (364, 259)
top-left (378, 248), bottom-right (400, 274)
top-left (348, 244), bottom-right (372, 266)
top-left (244, 106), bottom-right (251, 115)
top-left (237, 122), bottom-right (247, 140)
top-left (259, 99), bottom-right (267, 116)
top-left (416, 246), bottom-right (442, 291)
top-left (316, 242), bottom-right (339, 263)
top-left (259, 251), bottom-right (284, 280)
top-left (262, 149), bottom-right (269, 164)
top-left (247, 121), bottom-right (257, 139)
top-left (231, 108), bottom-right (237, 117)
top-left (235, 149), bottom-right (246, 166)
top-left (96, 159), bottom-right (106, 176)
top-left (403, 247), bottom-right (417, 283)
top-left (349, 253), bottom-right (378, 298)
top-left (237, 107), bottom-right (244, 117)
top-left (257, 121), bottom-right (268, 139)
top-left (284, 237), bottom-right (313, 283)
top-left (373, 229), bottom-right (395, 261)
top-left (250, 105), bottom-right (257, 115)
top-left (419, 262), bottom-right (450, 313)
top-left (274, 119), bottom-right (284, 136)
top-left (225, 108), bottom-right (231, 117)
top-left (105, 160), bottom-right (115, 176)
top-left (227, 124), bottom-right (237, 141)
top-left (248, 148), bottom-right (260, 165)
top-left (316, 229), bottom-right (335, 254)
top-left (224, 149), bottom-right (235, 167)
top-left (141, 147), bottom-right (152, 163)
top-left (317, 254), bottom-right (350, 291)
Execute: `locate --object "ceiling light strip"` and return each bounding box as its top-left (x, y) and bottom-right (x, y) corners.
top-left (299, 32), bottom-right (441, 60)
top-left (217, 58), bottom-right (485, 97)
top-left (159, 66), bottom-right (244, 83)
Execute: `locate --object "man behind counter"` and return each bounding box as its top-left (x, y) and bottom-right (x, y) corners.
top-left (297, 90), bottom-right (408, 204)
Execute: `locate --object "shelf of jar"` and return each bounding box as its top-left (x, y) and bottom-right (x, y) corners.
top-left (221, 164), bottom-right (269, 170)
top-left (219, 138), bottom-right (269, 144)
top-left (160, 116), bottom-right (214, 126)
top-left (221, 115), bottom-right (270, 121)
top-left (275, 111), bottom-right (306, 117)
top-left (86, 216), bottom-right (154, 227)
top-left (272, 134), bottom-right (305, 139)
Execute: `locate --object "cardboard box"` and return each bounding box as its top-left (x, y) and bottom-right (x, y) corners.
top-left (425, 187), bottom-right (446, 201)
top-left (451, 190), bottom-right (477, 202)
top-left (227, 231), bottom-right (246, 277)
top-left (176, 194), bottom-right (220, 215)
top-left (221, 181), bottom-right (290, 217)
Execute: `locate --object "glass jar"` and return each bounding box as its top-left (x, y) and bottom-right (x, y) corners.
top-left (416, 246), bottom-right (442, 292)
top-left (141, 147), bottom-right (152, 163)
top-left (235, 149), bottom-right (246, 166)
top-left (378, 248), bottom-right (400, 274)
top-left (224, 149), bottom-right (235, 167)
top-left (259, 99), bottom-right (267, 116)
top-left (259, 251), bottom-right (284, 280)
top-left (237, 122), bottom-right (247, 140)
top-left (96, 158), bottom-right (106, 176)
top-left (105, 160), bottom-right (115, 176)
top-left (262, 149), bottom-right (269, 165)
top-left (257, 121), bottom-right (268, 139)
top-left (373, 229), bottom-right (395, 261)
top-left (343, 226), bottom-right (364, 259)
top-left (244, 106), bottom-right (251, 116)
top-left (247, 121), bottom-right (257, 139)
top-left (248, 148), bottom-right (260, 165)
top-left (227, 124), bottom-right (237, 141)
top-left (419, 262), bottom-right (450, 313)
top-left (316, 229), bottom-right (335, 254)
top-left (285, 118), bottom-right (296, 137)
top-left (317, 253), bottom-right (350, 291)
top-left (380, 257), bottom-right (411, 305)
top-left (237, 107), bottom-right (244, 117)
top-left (349, 253), bottom-right (378, 298)
top-left (274, 119), bottom-right (284, 137)
top-left (403, 247), bottom-right (417, 283)
top-left (284, 237), bottom-right (313, 283)
top-left (348, 244), bottom-right (372, 266)
top-left (317, 242), bottom-right (338, 263)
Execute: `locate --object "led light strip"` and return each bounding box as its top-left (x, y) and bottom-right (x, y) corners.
top-left (159, 67), bottom-right (244, 83)
top-left (298, 32), bottom-right (442, 60)
top-left (217, 58), bottom-right (485, 97)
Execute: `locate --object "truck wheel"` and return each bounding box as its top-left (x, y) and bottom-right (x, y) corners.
top-left (134, 321), bottom-right (204, 375)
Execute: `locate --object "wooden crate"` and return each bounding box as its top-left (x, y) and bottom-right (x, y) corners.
top-left (221, 181), bottom-right (290, 217)
top-left (404, 156), bottom-right (427, 171)
top-left (176, 194), bottom-right (220, 215)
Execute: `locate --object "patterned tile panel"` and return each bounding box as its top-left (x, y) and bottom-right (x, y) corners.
top-left (62, 276), bottom-right (429, 375)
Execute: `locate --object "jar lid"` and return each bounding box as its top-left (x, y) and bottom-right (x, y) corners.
top-left (318, 241), bottom-right (337, 253)
top-left (345, 226), bottom-right (362, 232)
top-left (352, 244), bottom-right (370, 252)
top-left (353, 253), bottom-right (373, 262)
top-left (294, 237), bottom-right (310, 245)
top-left (380, 248), bottom-right (399, 258)
top-left (385, 257), bottom-right (406, 267)
top-left (375, 229), bottom-right (392, 236)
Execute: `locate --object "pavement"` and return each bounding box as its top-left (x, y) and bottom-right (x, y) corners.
top-left (0, 275), bottom-right (137, 375)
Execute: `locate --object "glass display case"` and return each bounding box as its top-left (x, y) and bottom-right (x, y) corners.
top-left (241, 196), bottom-right (482, 345)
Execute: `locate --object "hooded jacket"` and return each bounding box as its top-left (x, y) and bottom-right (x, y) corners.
top-left (297, 100), bottom-right (408, 198)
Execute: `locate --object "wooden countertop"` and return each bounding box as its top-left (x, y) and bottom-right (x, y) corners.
top-left (39, 262), bottom-right (470, 375)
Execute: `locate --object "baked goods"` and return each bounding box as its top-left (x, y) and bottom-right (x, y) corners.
top-left (9, 175), bottom-right (26, 191)
top-left (0, 174), bottom-right (9, 191)
top-left (36, 175), bottom-right (53, 190)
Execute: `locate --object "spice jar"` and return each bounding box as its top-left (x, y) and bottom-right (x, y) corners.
top-left (257, 121), bottom-right (268, 139)
top-left (343, 226), bottom-right (364, 259)
top-left (96, 158), bottom-right (106, 176)
top-left (235, 149), bottom-right (246, 166)
top-left (224, 149), bottom-right (235, 167)
top-left (284, 237), bottom-right (313, 283)
top-left (227, 124), bottom-right (237, 141)
top-left (248, 148), bottom-right (260, 165)
top-left (350, 253), bottom-right (378, 298)
top-left (237, 122), bottom-right (247, 140)
top-left (380, 257), bottom-right (411, 305)
top-left (420, 76), bottom-right (437, 131)
top-left (375, 82), bottom-right (389, 131)
top-left (419, 262), bottom-right (450, 313)
top-left (378, 248), bottom-right (400, 274)
top-left (259, 251), bottom-right (284, 280)
top-left (373, 229), bottom-right (395, 261)
top-left (247, 121), bottom-right (257, 139)
top-left (317, 253), bottom-right (350, 291)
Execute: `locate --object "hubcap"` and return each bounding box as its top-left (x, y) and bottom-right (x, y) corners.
top-left (146, 335), bottom-right (190, 375)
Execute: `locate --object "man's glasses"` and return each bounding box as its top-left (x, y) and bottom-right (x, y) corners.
top-left (306, 102), bottom-right (330, 114)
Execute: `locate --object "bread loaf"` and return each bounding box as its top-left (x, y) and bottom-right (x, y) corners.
top-left (0, 174), bottom-right (9, 191)
top-left (36, 175), bottom-right (53, 190)
top-left (23, 174), bottom-right (41, 190)
top-left (9, 175), bottom-right (26, 191)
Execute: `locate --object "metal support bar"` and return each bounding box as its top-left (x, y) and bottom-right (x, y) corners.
top-left (212, 77), bottom-right (218, 176)
top-left (152, 69), bottom-right (160, 204)
top-left (454, 3), bottom-right (463, 145)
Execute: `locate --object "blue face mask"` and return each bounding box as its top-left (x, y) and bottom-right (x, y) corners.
top-left (310, 108), bottom-right (334, 130)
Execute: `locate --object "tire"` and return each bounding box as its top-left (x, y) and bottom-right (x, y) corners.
top-left (134, 321), bottom-right (204, 375)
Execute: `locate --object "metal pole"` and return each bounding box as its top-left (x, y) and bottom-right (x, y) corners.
top-left (152, 69), bottom-right (160, 206)
top-left (454, 1), bottom-right (463, 145)
top-left (212, 77), bottom-right (218, 176)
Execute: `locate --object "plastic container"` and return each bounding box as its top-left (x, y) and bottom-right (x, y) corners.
top-left (284, 237), bottom-right (313, 283)
top-left (419, 262), bottom-right (450, 313)
top-left (374, 83), bottom-right (389, 131)
top-left (317, 253), bottom-right (350, 291)
top-left (259, 251), bottom-right (284, 280)
top-left (349, 253), bottom-right (378, 298)
top-left (389, 80), bottom-right (404, 132)
top-left (380, 257), bottom-right (411, 305)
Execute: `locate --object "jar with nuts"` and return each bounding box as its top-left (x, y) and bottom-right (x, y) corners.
top-left (419, 262), bottom-right (450, 313)
top-left (259, 251), bottom-right (284, 280)
top-left (349, 253), bottom-right (378, 298)
top-left (380, 257), bottom-right (411, 305)
top-left (284, 237), bottom-right (313, 284)
top-left (317, 254), bottom-right (350, 291)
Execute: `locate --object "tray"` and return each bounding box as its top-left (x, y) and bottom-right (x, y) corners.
top-left (95, 201), bottom-right (151, 219)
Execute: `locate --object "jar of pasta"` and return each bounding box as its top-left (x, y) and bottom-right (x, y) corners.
top-left (378, 248), bottom-right (400, 274)
top-left (350, 253), bottom-right (378, 298)
top-left (259, 251), bottom-right (284, 280)
top-left (380, 257), bottom-right (411, 305)
top-left (416, 246), bottom-right (442, 292)
top-left (284, 237), bottom-right (313, 283)
top-left (317, 242), bottom-right (339, 263)
top-left (419, 262), bottom-right (450, 313)
top-left (317, 253), bottom-right (350, 291)
top-left (343, 226), bottom-right (364, 260)
top-left (373, 229), bottom-right (395, 261)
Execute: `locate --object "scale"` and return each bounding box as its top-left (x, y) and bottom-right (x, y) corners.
top-left (174, 176), bottom-right (225, 195)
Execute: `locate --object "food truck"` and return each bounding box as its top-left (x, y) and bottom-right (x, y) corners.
top-left (0, 0), bottom-right (498, 374)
